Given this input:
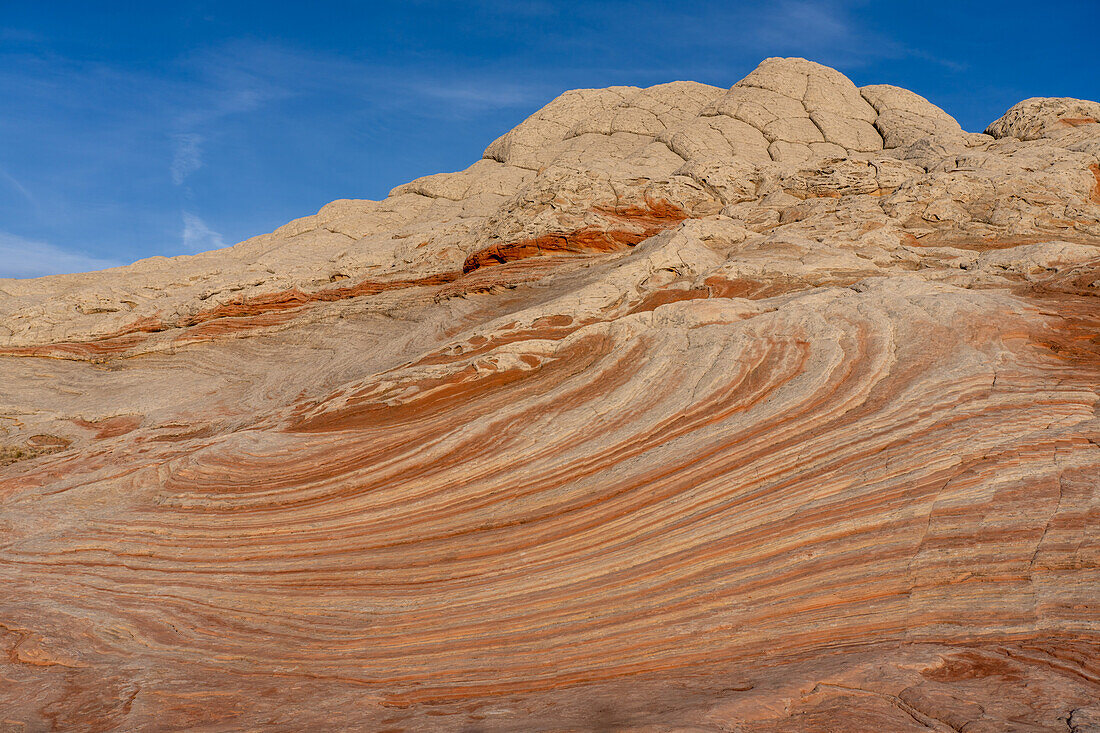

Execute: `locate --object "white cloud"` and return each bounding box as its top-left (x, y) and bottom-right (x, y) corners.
top-left (179, 40), bottom-right (546, 119)
top-left (171, 133), bottom-right (203, 185)
top-left (0, 231), bottom-right (121, 279)
top-left (181, 212), bottom-right (225, 253)
top-left (409, 80), bottom-right (545, 111)
top-left (0, 165), bottom-right (35, 205)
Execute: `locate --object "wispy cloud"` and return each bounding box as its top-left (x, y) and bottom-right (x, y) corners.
top-left (0, 28), bottom-right (43, 45)
top-left (557, 0), bottom-right (962, 74)
top-left (176, 39), bottom-right (548, 120)
top-left (172, 47), bottom-right (291, 130)
top-left (170, 133), bottom-right (203, 185)
top-left (181, 212), bottom-right (224, 253)
top-left (0, 231), bottom-right (121, 279)
top-left (742, 0), bottom-right (964, 71)
top-left (409, 80), bottom-right (545, 110)
top-left (0, 165), bottom-right (35, 205)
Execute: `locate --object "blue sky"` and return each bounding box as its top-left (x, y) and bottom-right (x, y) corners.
top-left (1, 1), bottom-right (1097, 278)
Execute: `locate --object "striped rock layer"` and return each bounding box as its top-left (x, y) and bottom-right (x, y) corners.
top-left (1, 58), bottom-right (1099, 731)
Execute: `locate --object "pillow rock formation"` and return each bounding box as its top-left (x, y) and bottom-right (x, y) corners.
top-left (1, 58), bottom-right (1099, 731)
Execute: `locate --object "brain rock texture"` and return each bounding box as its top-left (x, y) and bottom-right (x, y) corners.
top-left (2, 57), bottom-right (1099, 732)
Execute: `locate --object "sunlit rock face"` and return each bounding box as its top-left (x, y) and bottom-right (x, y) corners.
top-left (1, 57), bottom-right (1098, 731)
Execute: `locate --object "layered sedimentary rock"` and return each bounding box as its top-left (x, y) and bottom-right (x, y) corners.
top-left (1, 58), bottom-right (1098, 731)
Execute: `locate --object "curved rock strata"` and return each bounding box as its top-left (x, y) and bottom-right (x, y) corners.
top-left (1, 58), bottom-right (1098, 731)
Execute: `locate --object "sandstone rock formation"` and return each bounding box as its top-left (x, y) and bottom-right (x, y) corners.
top-left (1, 58), bottom-right (1098, 731)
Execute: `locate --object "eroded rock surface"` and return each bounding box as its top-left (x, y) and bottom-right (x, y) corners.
top-left (1, 57), bottom-right (1098, 732)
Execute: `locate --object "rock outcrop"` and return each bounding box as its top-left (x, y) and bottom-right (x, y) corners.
top-left (1, 58), bottom-right (1098, 731)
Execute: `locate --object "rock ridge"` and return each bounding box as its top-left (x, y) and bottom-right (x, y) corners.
top-left (1, 57), bottom-right (1098, 731)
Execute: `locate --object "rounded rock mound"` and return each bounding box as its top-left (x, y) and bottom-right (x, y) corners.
top-left (985, 96), bottom-right (1100, 140)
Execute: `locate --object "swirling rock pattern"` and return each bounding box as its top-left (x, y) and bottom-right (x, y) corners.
top-left (1, 58), bottom-right (1098, 731)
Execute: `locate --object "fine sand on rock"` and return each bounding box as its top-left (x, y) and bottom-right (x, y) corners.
top-left (1, 58), bottom-right (1098, 731)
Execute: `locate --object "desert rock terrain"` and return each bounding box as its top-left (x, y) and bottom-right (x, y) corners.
top-left (1, 57), bottom-right (1098, 731)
